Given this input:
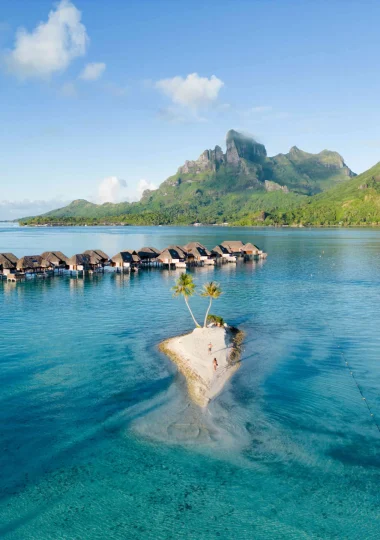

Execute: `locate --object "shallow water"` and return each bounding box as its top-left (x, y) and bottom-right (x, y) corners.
top-left (1, 225), bottom-right (380, 539)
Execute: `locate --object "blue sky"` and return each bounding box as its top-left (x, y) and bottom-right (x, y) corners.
top-left (1, 0), bottom-right (380, 219)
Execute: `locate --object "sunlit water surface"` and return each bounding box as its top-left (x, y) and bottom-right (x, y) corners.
top-left (1, 224), bottom-right (379, 539)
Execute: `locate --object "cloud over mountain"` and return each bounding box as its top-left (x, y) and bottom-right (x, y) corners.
top-left (97, 177), bottom-right (128, 204)
top-left (136, 179), bottom-right (158, 198)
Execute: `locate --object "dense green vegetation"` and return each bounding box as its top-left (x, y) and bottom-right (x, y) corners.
top-left (20, 130), bottom-right (379, 228)
top-left (278, 162), bottom-right (380, 226)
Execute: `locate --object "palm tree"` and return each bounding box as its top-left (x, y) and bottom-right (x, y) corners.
top-left (201, 281), bottom-right (222, 328)
top-left (172, 273), bottom-right (200, 328)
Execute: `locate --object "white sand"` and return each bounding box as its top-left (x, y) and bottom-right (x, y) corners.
top-left (161, 326), bottom-right (240, 407)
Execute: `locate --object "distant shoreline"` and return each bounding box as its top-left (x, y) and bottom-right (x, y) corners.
top-left (14, 222), bottom-right (380, 229)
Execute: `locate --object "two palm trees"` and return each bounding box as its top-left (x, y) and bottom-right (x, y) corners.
top-left (172, 272), bottom-right (222, 328)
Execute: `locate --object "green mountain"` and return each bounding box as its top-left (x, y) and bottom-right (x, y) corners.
top-left (279, 162), bottom-right (380, 226)
top-left (21, 130), bottom-right (361, 226)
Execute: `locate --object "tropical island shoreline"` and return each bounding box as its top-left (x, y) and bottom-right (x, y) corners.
top-left (159, 326), bottom-right (244, 407)
top-left (15, 130), bottom-right (380, 228)
top-left (16, 222), bottom-right (380, 228)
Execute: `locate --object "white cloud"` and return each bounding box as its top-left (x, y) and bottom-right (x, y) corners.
top-left (137, 179), bottom-right (157, 199)
top-left (155, 73), bottom-right (224, 109)
top-left (79, 61), bottom-right (105, 81)
top-left (97, 176), bottom-right (128, 204)
top-left (94, 177), bottom-right (158, 204)
top-left (4, 0), bottom-right (88, 79)
top-left (0, 198), bottom-right (69, 220)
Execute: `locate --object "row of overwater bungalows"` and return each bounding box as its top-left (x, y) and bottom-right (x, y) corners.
top-left (0, 241), bottom-right (266, 280)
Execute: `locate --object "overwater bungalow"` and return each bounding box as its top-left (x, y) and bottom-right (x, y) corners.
top-left (16, 255), bottom-right (53, 276)
top-left (111, 250), bottom-right (141, 272)
top-left (0, 253), bottom-right (18, 278)
top-left (241, 243), bottom-right (268, 260)
top-left (241, 243), bottom-right (260, 256)
top-left (41, 251), bottom-right (69, 271)
top-left (166, 245), bottom-right (188, 259)
top-left (137, 247), bottom-right (161, 264)
top-left (83, 250), bottom-right (109, 267)
top-left (183, 242), bottom-right (214, 266)
top-left (66, 254), bottom-right (91, 273)
top-left (158, 247), bottom-right (186, 269)
top-left (211, 245), bottom-right (237, 263)
top-left (221, 240), bottom-right (245, 257)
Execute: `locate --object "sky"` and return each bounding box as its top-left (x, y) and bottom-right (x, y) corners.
top-left (1, 0), bottom-right (380, 219)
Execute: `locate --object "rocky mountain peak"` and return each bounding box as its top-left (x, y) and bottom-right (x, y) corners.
top-left (226, 130), bottom-right (267, 165)
top-left (177, 145), bottom-right (225, 175)
top-left (177, 130), bottom-right (269, 175)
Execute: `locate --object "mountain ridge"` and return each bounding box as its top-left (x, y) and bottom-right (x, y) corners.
top-left (20, 129), bottom-right (376, 227)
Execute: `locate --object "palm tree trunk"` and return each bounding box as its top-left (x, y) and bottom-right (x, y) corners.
top-left (184, 296), bottom-right (200, 328)
top-left (204, 298), bottom-right (212, 328)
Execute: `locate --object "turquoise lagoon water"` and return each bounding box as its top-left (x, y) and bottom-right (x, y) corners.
top-left (0, 224), bottom-right (379, 539)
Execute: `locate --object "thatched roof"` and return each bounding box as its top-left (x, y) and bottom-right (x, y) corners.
top-left (212, 244), bottom-right (231, 256)
top-left (67, 254), bottom-right (91, 266)
top-left (183, 241), bottom-right (205, 251)
top-left (158, 248), bottom-right (184, 261)
top-left (1, 252), bottom-right (18, 265)
top-left (164, 245), bottom-right (187, 258)
top-left (221, 240), bottom-right (245, 251)
top-left (94, 249), bottom-right (109, 260)
top-left (122, 250), bottom-right (141, 262)
top-left (138, 246), bottom-right (160, 259)
top-left (112, 252), bottom-right (132, 264)
top-left (243, 243), bottom-right (260, 253)
top-left (17, 255), bottom-right (51, 270)
top-left (0, 253), bottom-right (18, 269)
top-left (183, 242), bottom-right (211, 257)
top-left (112, 251), bottom-right (140, 264)
top-left (41, 251), bottom-right (69, 265)
top-left (83, 249), bottom-right (109, 261)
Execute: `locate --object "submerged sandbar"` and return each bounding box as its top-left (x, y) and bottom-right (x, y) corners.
top-left (159, 326), bottom-right (243, 407)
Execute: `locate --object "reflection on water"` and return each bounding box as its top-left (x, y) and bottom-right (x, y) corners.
top-left (1, 226), bottom-right (380, 539)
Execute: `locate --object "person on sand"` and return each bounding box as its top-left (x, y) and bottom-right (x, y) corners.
top-left (213, 358), bottom-right (218, 371)
top-left (208, 342), bottom-right (213, 355)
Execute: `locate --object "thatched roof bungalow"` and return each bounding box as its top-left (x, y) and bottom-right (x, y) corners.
top-left (66, 254), bottom-right (91, 272)
top-left (0, 253), bottom-right (18, 275)
top-left (212, 245), bottom-right (230, 256)
top-left (111, 250), bottom-right (140, 269)
top-left (17, 255), bottom-right (53, 273)
top-left (211, 245), bottom-right (237, 263)
top-left (158, 247), bottom-right (186, 267)
top-left (122, 250), bottom-right (141, 263)
top-left (83, 250), bottom-right (109, 264)
top-left (242, 243), bottom-right (261, 256)
top-left (183, 242), bottom-right (211, 257)
top-left (41, 251), bottom-right (69, 268)
top-left (183, 242), bottom-right (214, 265)
top-left (137, 246), bottom-right (160, 261)
top-left (221, 240), bottom-right (245, 255)
top-left (165, 245), bottom-right (188, 259)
